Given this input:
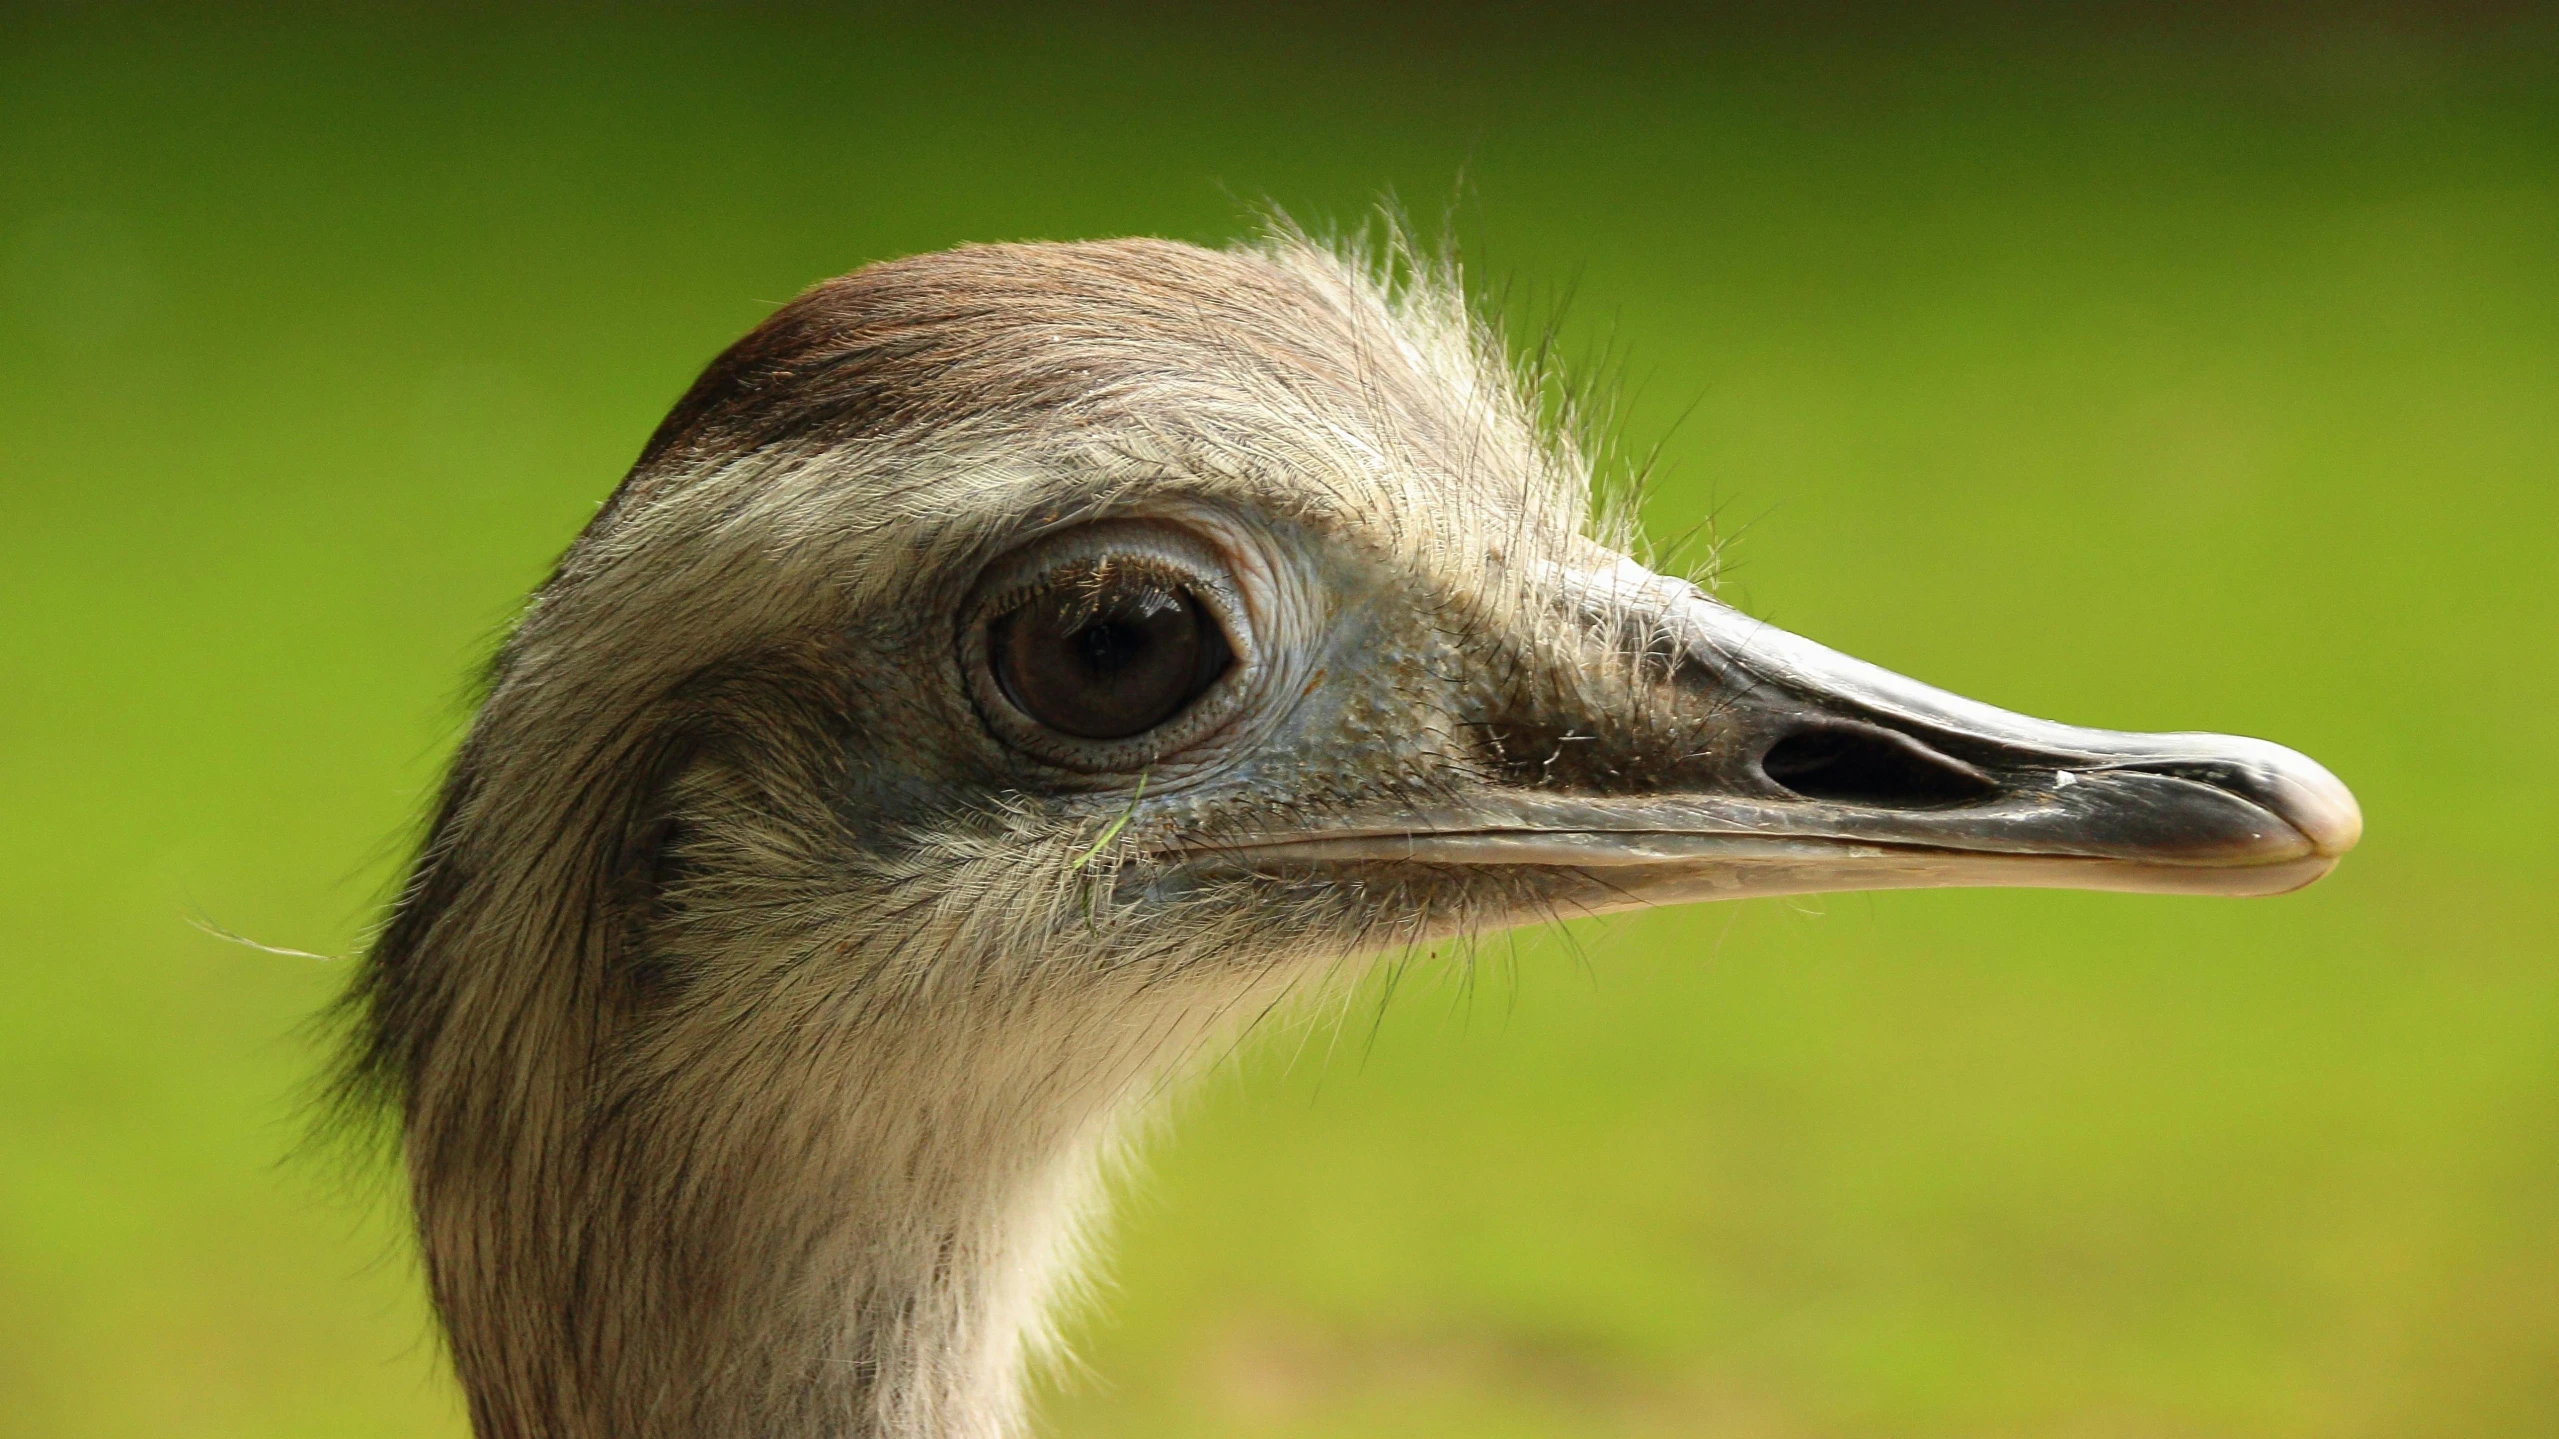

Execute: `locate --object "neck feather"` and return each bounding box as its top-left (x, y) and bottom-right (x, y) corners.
top-left (413, 952), bottom-right (1251, 1439)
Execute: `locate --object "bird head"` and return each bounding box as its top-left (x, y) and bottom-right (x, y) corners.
top-left (481, 234), bottom-right (2355, 1002)
top-left (346, 231), bottom-right (2360, 1437)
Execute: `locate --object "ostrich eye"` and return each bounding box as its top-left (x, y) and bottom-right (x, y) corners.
top-left (991, 568), bottom-right (1234, 741)
top-left (964, 520), bottom-right (1261, 771)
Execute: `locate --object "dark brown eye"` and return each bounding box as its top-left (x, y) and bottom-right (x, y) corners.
top-left (991, 569), bottom-right (1234, 740)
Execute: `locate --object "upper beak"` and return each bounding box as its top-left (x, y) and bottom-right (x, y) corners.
top-left (1203, 558), bottom-right (2361, 909)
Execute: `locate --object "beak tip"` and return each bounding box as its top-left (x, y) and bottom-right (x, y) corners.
top-left (2269, 748), bottom-right (2363, 861)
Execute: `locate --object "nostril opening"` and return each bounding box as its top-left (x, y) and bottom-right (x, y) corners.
top-left (1760, 724), bottom-right (1999, 808)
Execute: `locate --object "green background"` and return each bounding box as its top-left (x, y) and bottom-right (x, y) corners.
top-left (4, 6), bottom-right (2553, 1436)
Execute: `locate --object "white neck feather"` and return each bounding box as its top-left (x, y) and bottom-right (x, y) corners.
top-left (424, 945), bottom-right (1264, 1439)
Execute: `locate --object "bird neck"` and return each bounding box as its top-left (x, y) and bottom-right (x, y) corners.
top-left (423, 965), bottom-right (1225, 1439)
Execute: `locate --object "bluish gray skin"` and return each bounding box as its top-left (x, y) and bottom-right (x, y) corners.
top-left (1176, 552), bottom-right (2358, 907)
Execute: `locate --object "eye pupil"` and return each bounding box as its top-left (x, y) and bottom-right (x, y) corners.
top-left (994, 572), bottom-right (1233, 741)
top-left (1078, 620), bottom-right (1146, 674)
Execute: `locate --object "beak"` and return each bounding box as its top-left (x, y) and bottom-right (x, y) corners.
top-left (1204, 558), bottom-right (2361, 910)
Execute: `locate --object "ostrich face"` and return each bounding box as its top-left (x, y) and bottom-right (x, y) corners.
top-left (552, 236), bottom-right (2358, 1014)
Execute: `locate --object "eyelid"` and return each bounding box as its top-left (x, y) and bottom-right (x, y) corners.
top-left (985, 554), bottom-right (1193, 627)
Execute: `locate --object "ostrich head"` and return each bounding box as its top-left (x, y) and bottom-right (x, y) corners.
top-left (339, 233), bottom-right (2360, 1439)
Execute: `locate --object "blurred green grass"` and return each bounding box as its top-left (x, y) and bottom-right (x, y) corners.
top-left (2, 6), bottom-right (2553, 1436)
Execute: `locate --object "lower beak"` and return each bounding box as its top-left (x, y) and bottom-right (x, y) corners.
top-left (1203, 560), bottom-right (2361, 909)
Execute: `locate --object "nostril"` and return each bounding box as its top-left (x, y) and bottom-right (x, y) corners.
top-left (1760, 723), bottom-right (1998, 808)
